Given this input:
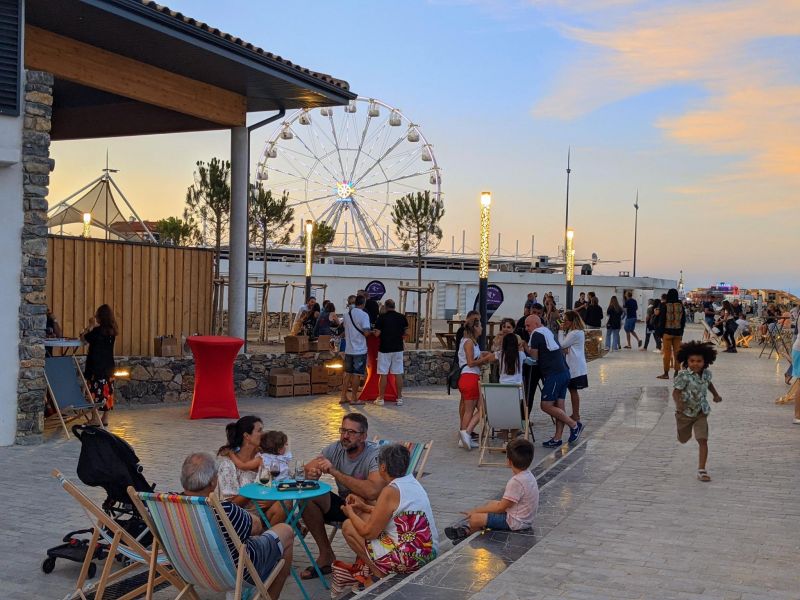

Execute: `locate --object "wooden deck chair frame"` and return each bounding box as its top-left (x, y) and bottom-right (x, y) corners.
top-left (44, 356), bottom-right (104, 439)
top-left (51, 470), bottom-right (184, 600)
top-left (327, 437), bottom-right (434, 544)
top-left (128, 488), bottom-right (283, 600)
top-left (478, 383), bottom-right (530, 467)
top-left (701, 320), bottom-right (722, 346)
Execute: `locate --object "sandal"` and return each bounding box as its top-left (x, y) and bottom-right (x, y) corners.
top-left (656, 374), bottom-right (669, 380)
top-left (300, 564), bottom-right (333, 580)
top-left (697, 469), bottom-right (711, 482)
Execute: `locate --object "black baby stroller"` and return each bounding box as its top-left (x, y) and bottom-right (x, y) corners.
top-left (42, 425), bottom-right (155, 578)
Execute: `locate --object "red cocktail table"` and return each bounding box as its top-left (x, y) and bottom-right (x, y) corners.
top-left (359, 335), bottom-right (398, 402)
top-left (187, 335), bottom-right (244, 419)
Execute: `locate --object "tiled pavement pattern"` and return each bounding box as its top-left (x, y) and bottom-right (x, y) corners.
top-left (2, 325), bottom-right (797, 599)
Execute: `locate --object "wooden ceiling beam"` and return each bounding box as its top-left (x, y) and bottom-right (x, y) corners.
top-left (25, 25), bottom-right (246, 127)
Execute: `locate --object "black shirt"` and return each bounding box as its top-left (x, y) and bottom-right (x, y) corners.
top-left (606, 307), bottom-right (623, 329)
top-left (84, 326), bottom-right (116, 380)
top-left (375, 311), bottom-right (408, 353)
top-left (584, 304), bottom-right (603, 328)
top-left (528, 331), bottom-right (568, 377)
top-left (514, 316), bottom-right (527, 340)
top-left (364, 299), bottom-right (380, 326)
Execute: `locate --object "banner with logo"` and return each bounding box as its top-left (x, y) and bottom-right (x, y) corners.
top-left (365, 280), bottom-right (386, 301)
top-left (473, 284), bottom-right (504, 320)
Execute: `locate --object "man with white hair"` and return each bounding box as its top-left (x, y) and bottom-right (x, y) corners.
top-left (181, 452), bottom-right (294, 598)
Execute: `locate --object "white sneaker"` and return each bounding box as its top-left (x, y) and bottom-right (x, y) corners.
top-left (396, 397), bottom-right (404, 406)
top-left (459, 430), bottom-right (473, 451)
top-left (375, 398), bottom-right (385, 406)
top-left (469, 439), bottom-right (479, 449)
top-left (793, 418), bottom-right (800, 424)
top-left (653, 349), bottom-right (661, 353)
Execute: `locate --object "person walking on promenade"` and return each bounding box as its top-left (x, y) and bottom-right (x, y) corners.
top-left (558, 310), bottom-right (588, 423)
top-left (341, 294), bottom-right (373, 405)
top-left (656, 288), bottom-right (687, 380)
top-left (523, 314), bottom-right (583, 448)
top-left (457, 320), bottom-right (494, 450)
top-left (673, 341), bottom-right (722, 481)
top-left (720, 300), bottom-right (738, 353)
top-left (622, 291), bottom-right (642, 349)
top-left (374, 299), bottom-right (409, 406)
top-left (584, 294), bottom-right (603, 328)
top-left (605, 296), bottom-right (623, 352)
top-left (642, 299), bottom-right (660, 352)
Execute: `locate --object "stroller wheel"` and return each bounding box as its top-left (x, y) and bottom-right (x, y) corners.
top-left (87, 562), bottom-right (97, 579)
top-left (42, 557), bottom-right (56, 574)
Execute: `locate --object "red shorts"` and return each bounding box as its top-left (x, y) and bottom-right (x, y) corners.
top-left (458, 372), bottom-right (480, 401)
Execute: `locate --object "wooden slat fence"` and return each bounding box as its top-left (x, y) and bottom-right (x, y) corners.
top-left (46, 236), bottom-right (214, 356)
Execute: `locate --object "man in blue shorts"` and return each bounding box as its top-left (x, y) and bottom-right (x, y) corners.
top-left (524, 314), bottom-right (583, 448)
top-left (623, 291), bottom-right (642, 348)
top-left (341, 294), bottom-right (373, 405)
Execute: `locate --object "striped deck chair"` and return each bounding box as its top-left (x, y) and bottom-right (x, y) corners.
top-left (328, 437), bottom-right (433, 543)
top-left (128, 488), bottom-right (284, 600)
top-left (52, 470), bottom-right (183, 600)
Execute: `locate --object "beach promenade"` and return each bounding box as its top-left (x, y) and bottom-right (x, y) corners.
top-left (1, 325), bottom-right (797, 599)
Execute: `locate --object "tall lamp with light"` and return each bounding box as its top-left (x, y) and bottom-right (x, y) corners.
top-left (565, 229), bottom-right (575, 309)
top-left (304, 219), bottom-right (314, 300)
top-left (478, 191), bottom-right (492, 349)
top-left (82, 213), bottom-right (92, 238)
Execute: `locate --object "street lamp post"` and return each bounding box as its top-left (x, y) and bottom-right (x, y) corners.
top-left (565, 228), bottom-right (575, 309)
top-left (633, 190), bottom-right (639, 277)
top-left (304, 219), bottom-right (314, 301)
top-left (82, 213), bottom-right (92, 238)
top-left (478, 191), bottom-right (492, 349)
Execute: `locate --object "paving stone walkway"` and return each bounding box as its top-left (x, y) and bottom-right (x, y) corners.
top-left (2, 325), bottom-right (797, 599)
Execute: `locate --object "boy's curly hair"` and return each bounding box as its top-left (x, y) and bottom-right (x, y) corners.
top-left (676, 340), bottom-right (717, 369)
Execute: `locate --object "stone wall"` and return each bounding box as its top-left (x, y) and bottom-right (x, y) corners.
top-left (16, 71), bottom-right (54, 444)
top-left (105, 349), bottom-right (455, 406)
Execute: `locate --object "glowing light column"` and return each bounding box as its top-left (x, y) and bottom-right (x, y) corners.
top-left (565, 228), bottom-right (575, 309)
top-left (82, 213), bottom-right (92, 238)
top-left (478, 192), bottom-right (492, 349)
top-left (304, 219), bottom-right (314, 301)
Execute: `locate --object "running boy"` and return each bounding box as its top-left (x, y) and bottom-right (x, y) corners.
top-left (673, 341), bottom-right (722, 482)
top-left (444, 439), bottom-right (538, 541)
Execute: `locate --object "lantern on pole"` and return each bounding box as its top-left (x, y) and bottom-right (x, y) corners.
top-left (304, 219), bottom-right (314, 300)
top-left (82, 213), bottom-right (92, 238)
top-left (478, 192), bottom-right (492, 348)
top-left (565, 228), bottom-right (575, 308)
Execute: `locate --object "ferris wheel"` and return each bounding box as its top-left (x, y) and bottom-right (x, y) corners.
top-left (255, 97), bottom-right (442, 251)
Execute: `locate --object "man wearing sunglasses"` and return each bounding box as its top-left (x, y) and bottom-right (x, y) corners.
top-left (298, 413), bottom-right (384, 580)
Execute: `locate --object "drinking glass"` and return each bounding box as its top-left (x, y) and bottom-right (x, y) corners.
top-left (257, 464), bottom-right (271, 487)
top-left (269, 460), bottom-right (281, 484)
top-left (295, 459), bottom-right (306, 483)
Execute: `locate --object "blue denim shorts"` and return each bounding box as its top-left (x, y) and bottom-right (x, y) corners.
top-left (486, 512), bottom-right (511, 530)
top-left (541, 371), bottom-right (570, 402)
top-left (344, 353), bottom-right (367, 375)
top-left (624, 317), bottom-right (637, 332)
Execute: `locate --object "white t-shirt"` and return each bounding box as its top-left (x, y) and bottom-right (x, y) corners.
top-left (458, 338), bottom-right (482, 376)
top-left (558, 329), bottom-right (587, 378)
top-left (343, 306), bottom-right (371, 355)
top-left (503, 470), bottom-right (539, 530)
top-left (494, 350), bottom-right (526, 385)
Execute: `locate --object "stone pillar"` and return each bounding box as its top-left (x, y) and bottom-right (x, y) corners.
top-left (16, 71), bottom-right (54, 444)
top-left (228, 126), bottom-right (248, 342)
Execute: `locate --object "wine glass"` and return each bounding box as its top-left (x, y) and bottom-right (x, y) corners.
top-left (269, 460), bottom-right (281, 485)
top-left (257, 464), bottom-right (271, 487)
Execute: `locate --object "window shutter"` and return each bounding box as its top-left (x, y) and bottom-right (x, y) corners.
top-left (0, 0), bottom-right (21, 116)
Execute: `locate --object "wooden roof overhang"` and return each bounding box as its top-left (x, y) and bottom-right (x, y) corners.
top-left (24, 0), bottom-right (356, 140)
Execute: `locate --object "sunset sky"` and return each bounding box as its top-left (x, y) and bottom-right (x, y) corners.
top-left (48, 0), bottom-right (800, 293)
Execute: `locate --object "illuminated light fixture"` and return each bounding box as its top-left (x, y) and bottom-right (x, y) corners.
top-left (82, 213), bottom-right (92, 238)
top-left (479, 192), bottom-right (491, 279)
top-left (304, 219), bottom-right (314, 299)
top-left (566, 229), bottom-right (575, 285)
top-left (113, 368), bottom-right (130, 379)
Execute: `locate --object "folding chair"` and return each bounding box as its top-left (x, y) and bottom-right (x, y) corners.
top-left (701, 320), bottom-right (722, 346)
top-left (44, 356), bottom-right (104, 439)
top-left (478, 383), bottom-right (530, 467)
top-left (52, 470), bottom-right (183, 600)
top-left (735, 325), bottom-right (753, 348)
top-left (129, 488), bottom-right (284, 600)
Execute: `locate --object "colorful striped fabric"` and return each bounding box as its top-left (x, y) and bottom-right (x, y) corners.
top-left (375, 439), bottom-right (427, 478)
top-left (137, 492), bottom-right (238, 592)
